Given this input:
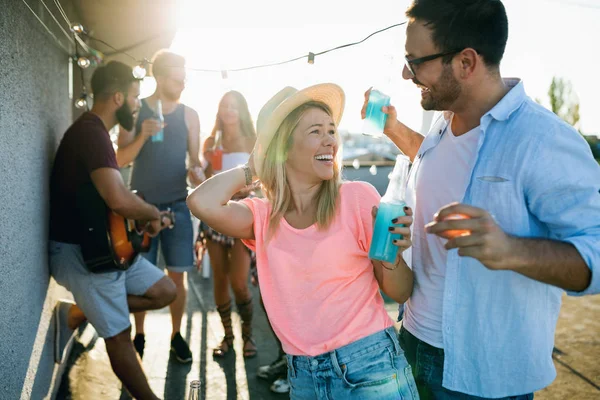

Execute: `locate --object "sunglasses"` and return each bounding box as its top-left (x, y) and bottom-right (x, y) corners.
top-left (404, 50), bottom-right (462, 78)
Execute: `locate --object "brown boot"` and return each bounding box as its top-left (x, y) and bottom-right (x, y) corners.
top-left (237, 298), bottom-right (257, 358)
top-left (213, 301), bottom-right (234, 357)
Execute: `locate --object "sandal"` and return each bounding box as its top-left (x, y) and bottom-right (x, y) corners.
top-left (213, 335), bottom-right (234, 357)
top-left (237, 298), bottom-right (257, 358)
top-left (213, 301), bottom-right (234, 358)
top-left (242, 334), bottom-right (257, 358)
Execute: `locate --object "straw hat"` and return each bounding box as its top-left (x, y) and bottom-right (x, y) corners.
top-left (254, 83), bottom-right (345, 177)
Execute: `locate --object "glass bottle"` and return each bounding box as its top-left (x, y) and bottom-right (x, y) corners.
top-left (369, 155), bottom-right (410, 263)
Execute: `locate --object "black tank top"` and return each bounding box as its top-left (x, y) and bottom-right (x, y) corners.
top-left (129, 99), bottom-right (188, 204)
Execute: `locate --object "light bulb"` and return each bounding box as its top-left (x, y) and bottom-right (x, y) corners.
top-left (70, 23), bottom-right (84, 34)
top-left (369, 164), bottom-right (377, 175)
top-left (77, 57), bottom-right (90, 68)
top-left (352, 159), bottom-right (360, 169)
top-left (133, 64), bottom-right (147, 79)
top-left (75, 95), bottom-right (88, 109)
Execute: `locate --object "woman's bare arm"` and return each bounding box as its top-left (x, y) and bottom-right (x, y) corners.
top-left (187, 166), bottom-right (255, 239)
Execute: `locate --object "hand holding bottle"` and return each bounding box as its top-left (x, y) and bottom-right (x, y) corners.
top-left (371, 204), bottom-right (414, 256)
top-left (151, 99), bottom-right (165, 142)
top-left (140, 118), bottom-right (163, 140)
top-left (361, 88), bottom-right (410, 140)
top-left (369, 155), bottom-right (412, 263)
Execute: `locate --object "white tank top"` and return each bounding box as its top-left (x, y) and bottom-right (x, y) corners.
top-left (216, 152), bottom-right (250, 174)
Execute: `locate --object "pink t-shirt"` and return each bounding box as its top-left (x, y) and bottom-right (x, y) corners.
top-left (241, 181), bottom-right (394, 356)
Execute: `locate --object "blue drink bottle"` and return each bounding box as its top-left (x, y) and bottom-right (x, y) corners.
top-left (152, 99), bottom-right (164, 143)
top-left (369, 155), bottom-right (410, 263)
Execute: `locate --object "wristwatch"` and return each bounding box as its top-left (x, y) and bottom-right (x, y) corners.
top-left (241, 164), bottom-right (253, 186)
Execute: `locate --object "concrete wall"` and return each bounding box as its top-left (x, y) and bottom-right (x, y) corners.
top-left (0, 1), bottom-right (76, 398)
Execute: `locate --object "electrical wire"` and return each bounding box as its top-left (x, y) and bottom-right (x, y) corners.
top-left (28, 0), bottom-right (407, 78)
top-left (195, 22), bottom-right (407, 73)
top-left (86, 21), bottom-right (406, 74)
top-left (101, 31), bottom-right (176, 57)
top-left (73, 33), bottom-right (92, 54)
top-left (83, 34), bottom-right (140, 62)
top-left (53, 0), bottom-right (71, 26)
top-left (39, 0), bottom-right (74, 45)
top-left (314, 22), bottom-right (406, 57)
top-left (20, 0), bottom-right (70, 54)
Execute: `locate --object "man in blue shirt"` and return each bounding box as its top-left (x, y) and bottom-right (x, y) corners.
top-left (362, 0), bottom-right (600, 398)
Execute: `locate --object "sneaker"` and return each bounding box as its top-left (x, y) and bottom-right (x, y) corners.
top-left (171, 332), bottom-right (193, 363)
top-left (133, 333), bottom-right (145, 359)
top-left (270, 377), bottom-right (290, 394)
top-left (54, 300), bottom-right (76, 364)
top-left (257, 355), bottom-right (287, 380)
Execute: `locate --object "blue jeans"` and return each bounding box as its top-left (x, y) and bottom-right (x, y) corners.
top-left (286, 327), bottom-right (419, 399)
top-left (142, 200), bottom-right (194, 272)
top-left (398, 326), bottom-right (534, 400)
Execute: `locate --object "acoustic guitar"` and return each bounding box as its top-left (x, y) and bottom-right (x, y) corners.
top-left (76, 182), bottom-right (175, 273)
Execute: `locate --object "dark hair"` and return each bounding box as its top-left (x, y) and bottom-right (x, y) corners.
top-left (151, 49), bottom-right (186, 77)
top-left (406, 0), bottom-right (508, 68)
top-left (91, 61), bottom-right (138, 98)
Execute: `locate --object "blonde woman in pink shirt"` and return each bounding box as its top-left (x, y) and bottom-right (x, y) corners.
top-left (187, 84), bottom-right (418, 399)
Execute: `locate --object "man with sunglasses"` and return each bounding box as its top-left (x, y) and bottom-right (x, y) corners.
top-left (362, 0), bottom-right (600, 399)
top-left (117, 50), bottom-right (204, 363)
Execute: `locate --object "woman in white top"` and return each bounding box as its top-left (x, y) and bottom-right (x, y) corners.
top-left (200, 91), bottom-right (258, 358)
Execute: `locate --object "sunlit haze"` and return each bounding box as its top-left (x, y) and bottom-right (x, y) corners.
top-left (139, 0), bottom-right (600, 139)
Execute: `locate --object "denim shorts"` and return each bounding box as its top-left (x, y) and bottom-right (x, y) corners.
top-left (49, 240), bottom-right (166, 338)
top-left (142, 200), bottom-right (194, 272)
top-left (286, 327), bottom-right (419, 399)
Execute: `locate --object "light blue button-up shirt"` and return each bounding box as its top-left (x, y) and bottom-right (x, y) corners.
top-left (402, 79), bottom-right (600, 398)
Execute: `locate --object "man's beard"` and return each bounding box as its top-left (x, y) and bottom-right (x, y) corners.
top-left (116, 101), bottom-right (135, 131)
top-left (418, 65), bottom-right (461, 111)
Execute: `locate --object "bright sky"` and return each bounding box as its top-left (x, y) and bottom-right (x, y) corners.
top-left (141, 0), bottom-right (600, 137)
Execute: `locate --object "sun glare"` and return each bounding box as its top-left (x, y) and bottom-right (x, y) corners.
top-left (164, 0), bottom-right (600, 138)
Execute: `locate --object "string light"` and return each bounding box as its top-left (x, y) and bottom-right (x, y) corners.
top-left (70, 23), bottom-right (85, 34)
top-left (26, 2), bottom-right (408, 82)
top-left (85, 21), bottom-right (407, 75)
top-left (132, 65), bottom-right (146, 79)
top-left (77, 56), bottom-right (91, 68)
top-left (75, 94), bottom-right (88, 109)
top-left (23, 0), bottom-right (410, 120)
top-left (132, 60), bottom-right (148, 79)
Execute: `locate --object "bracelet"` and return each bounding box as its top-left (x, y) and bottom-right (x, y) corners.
top-left (381, 259), bottom-right (401, 271)
top-left (241, 164), bottom-right (253, 186)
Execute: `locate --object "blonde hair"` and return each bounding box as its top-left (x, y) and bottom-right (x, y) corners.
top-left (150, 49), bottom-right (185, 78)
top-left (260, 101), bottom-right (342, 238)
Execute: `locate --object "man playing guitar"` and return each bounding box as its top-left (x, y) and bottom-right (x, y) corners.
top-left (49, 61), bottom-right (176, 400)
